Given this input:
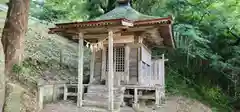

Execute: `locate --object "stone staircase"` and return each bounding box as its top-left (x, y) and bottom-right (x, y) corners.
top-left (83, 85), bottom-right (125, 112)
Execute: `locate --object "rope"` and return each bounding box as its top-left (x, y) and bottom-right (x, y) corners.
top-left (84, 37), bottom-right (108, 52)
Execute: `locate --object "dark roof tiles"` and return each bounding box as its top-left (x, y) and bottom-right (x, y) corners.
top-left (93, 5), bottom-right (159, 21)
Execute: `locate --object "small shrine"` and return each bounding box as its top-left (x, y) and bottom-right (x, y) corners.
top-left (48, 0), bottom-right (175, 111)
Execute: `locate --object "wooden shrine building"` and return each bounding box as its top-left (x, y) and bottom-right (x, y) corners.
top-left (48, 0), bottom-right (175, 111)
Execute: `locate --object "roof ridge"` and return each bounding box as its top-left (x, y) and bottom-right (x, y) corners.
top-left (93, 5), bottom-right (161, 21)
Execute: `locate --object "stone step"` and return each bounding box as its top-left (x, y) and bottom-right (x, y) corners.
top-left (88, 87), bottom-right (125, 94)
top-left (87, 90), bottom-right (124, 94)
top-left (83, 100), bottom-right (122, 110)
top-left (84, 93), bottom-right (123, 102)
top-left (81, 106), bottom-right (120, 112)
top-left (88, 85), bottom-right (124, 92)
top-left (85, 91), bottom-right (123, 97)
top-left (81, 106), bottom-right (108, 112)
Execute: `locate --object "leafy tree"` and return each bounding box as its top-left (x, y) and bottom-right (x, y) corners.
top-left (29, 0), bottom-right (240, 110)
top-left (0, 0), bottom-right (30, 111)
top-left (31, 0), bottom-right (89, 22)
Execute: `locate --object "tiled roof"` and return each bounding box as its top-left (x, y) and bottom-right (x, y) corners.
top-left (94, 5), bottom-right (159, 21)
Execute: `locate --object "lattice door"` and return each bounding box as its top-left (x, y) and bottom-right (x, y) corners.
top-left (105, 47), bottom-right (125, 85)
top-left (106, 47), bottom-right (125, 72)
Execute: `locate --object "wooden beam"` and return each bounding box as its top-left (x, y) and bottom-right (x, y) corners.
top-left (77, 33), bottom-right (84, 107)
top-left (108, 30), bottom-right (114, 111)
top-left (103, 35), bottom-right (134, 44)
top-left (89, 48), bottom-right (95, 83)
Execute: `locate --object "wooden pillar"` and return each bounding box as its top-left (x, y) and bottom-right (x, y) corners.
top-left (162, 54), bottom-right (166, 98)
top-left (137, 47), bottom-right (142, 84)
top-left (52, 84), bottom-right (57, 102)
top-left (124, 44), bottom-right (130, 84)
top-left (63, 84), bottom-right (67, 100)
top-left (155, 87), bottom-right (160, 107)
top-left (38, 86), bottom-right (44, 110)
top-left (108, 30), bottom-right (114, 111)
top-left (101, 47), bottom-right (106, 81)
top-left (137, 36), bottom-right (143, 84)
top-left (77, 33), bottom-right (84, 107)
top-left (134, 88), bottom-right (138, 106)
top-left (89, 48), bottom-right (95, 83)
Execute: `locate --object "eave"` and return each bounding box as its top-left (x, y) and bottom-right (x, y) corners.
top-left (48, 16), bottom-right (175, 48)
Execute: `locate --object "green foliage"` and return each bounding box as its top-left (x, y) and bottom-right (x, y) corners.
top-left (30, 0), bottom-right (89, 22)
top-left (31, 5), bottom-right (68, 22)
top-left (12, 64), bottom-right (23, 75)
top-left (165, 67), bottom-right (233, 112)
top-left (28, 0), bottom-right (240, 111)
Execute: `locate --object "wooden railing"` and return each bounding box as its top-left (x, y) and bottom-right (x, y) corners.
top-left (139, 54), bottom-right (167, 87)
top-left (150, 59), bottom-right (165, 86)
top-left (124, 85), bottom-right (165, 107)
top-left (38, 82), bottom-right (166, 111)
top-left (37, 82), bottom-right (91, 110)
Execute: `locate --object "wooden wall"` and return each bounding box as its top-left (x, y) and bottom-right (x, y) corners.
top-left (141, 45), bottom-right (151, 65)
top-left (94, 50), bottom-right (102, 83)
top-left (91, 34), bottom-right (150, 85)
top-left (129, 47), bottom-right (138, 84)
top-left (92, 45), bottom-right (139, 85)
top-left (138, 46), bottom-right (152, 86)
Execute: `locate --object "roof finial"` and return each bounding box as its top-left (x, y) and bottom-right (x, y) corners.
top-left (117, 0), bottom-right (131, 6)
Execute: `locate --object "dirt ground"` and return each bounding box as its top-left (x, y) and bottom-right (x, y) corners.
top-left (41, 96), bottom-right (212, 112)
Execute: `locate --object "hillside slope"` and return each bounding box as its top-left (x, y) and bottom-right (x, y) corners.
top-left (0, 3), bottom-right (229, 112)
top-left (0, 4), bottom-right (89, 112)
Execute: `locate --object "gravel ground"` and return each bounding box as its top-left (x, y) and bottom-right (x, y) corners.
top-left (41, 101), bottom-right (135, 112)
top-left (41, 96), bottom-right (212, 112)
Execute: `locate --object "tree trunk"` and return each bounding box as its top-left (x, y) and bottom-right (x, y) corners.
top-left (1, 0), bottom-right (29, 110)
top-left (0, 41), bottom-right (5, 112)
top-left (1, 0), bottom-right (30, 75)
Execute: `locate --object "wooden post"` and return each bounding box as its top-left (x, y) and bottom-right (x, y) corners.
top-left (63, 84), bottom-right (67, 100)
top-left (155, 87), bottom-right (160, 107)
top-left (134, 88), bottom-right (138, 107)
top-left (38, 86), bottom-right (44, 110)
top-left (137, 47), bottom-right (142, 84)
top-left (52, 84), bottom-right (57, 102)
top-left (124, 44), bottom-right (130, 84)
top-left (77, 33), bottom-right (84, 107)
top-left (162, 54), bottom-right (165, 97)
top-left (108, 30), bottom-right (114, 111)
top-left (90, 48), bottom-right (95, 83)
top-left (101, 47), bottom-right (106, 81)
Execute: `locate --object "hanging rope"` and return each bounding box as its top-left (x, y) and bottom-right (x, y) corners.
top-left (84, 37), bottom-right (108, 52)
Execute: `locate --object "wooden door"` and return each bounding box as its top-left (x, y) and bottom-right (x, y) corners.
top-left (105, 47), bottom-right (126, 86)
